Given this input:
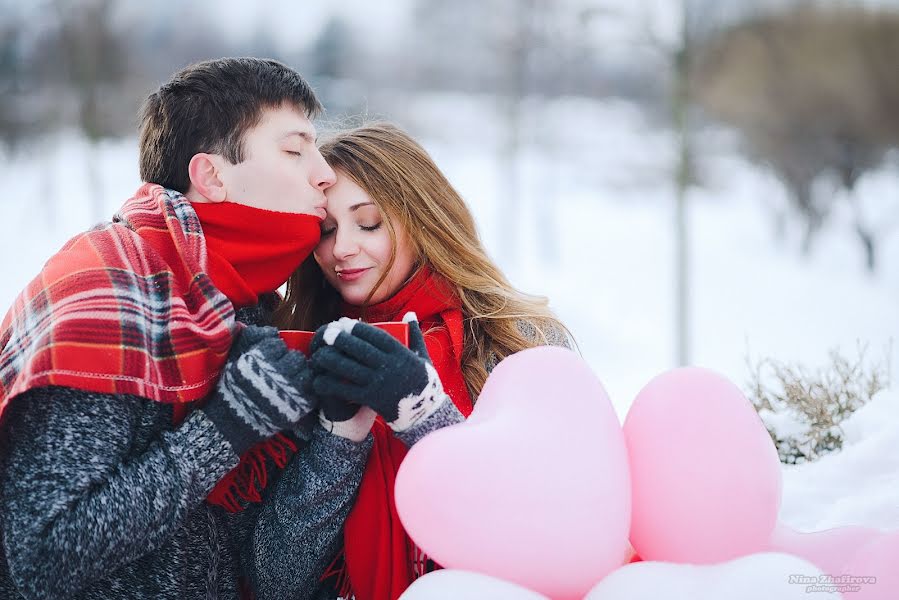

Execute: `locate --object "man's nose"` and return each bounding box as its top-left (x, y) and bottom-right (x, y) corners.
top-left (313, 153), bottom-right (337, 191)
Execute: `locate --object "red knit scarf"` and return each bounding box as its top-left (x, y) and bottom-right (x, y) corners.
top-left (186, 200), bottom-right (321, 512)
top-left (0, 184), bottom-right (320, 514)
top-left (190, 201), bottom-right (320, 309)
top-left (325, 266), bottom-right (474, 600)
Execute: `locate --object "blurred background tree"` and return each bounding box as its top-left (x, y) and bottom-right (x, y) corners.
top-left (693, 5), bottom-right (899, 272)
top-left (46, 0), bottom-right (132, 219)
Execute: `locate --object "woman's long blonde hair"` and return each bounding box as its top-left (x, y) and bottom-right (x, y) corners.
top-left (275, 122), bottom-right (570, 400)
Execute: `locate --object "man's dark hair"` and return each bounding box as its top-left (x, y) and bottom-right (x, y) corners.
top-left (138, 57), bottom-right (322, 193)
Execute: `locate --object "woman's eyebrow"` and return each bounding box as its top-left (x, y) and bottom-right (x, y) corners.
top-left (349, 202), bottom-right (374, 211)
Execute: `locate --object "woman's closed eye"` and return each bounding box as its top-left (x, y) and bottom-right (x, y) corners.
top-left (320, 222), bottom-right (381, 237)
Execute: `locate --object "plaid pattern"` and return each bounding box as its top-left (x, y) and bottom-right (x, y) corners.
top-left (0, 183), bottom-right (236, 421)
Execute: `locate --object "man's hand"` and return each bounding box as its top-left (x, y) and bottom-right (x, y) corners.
top-left (202, 325), bottom-right (318, 455)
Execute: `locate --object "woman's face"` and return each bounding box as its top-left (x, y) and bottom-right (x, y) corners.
top-left (314, 171), bottom-right (417, 306)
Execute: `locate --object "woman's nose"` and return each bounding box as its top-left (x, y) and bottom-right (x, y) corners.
top-left (332, 230), bottom-right (359, 259)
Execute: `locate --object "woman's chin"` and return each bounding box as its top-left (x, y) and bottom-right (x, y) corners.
top-left (337, 288), bottom-right (371, 307)
top-left (334, 279), bottom-right (401, 307)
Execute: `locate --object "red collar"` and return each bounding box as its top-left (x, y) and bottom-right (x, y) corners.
top-left (341, 265), bottom-right (459, 325)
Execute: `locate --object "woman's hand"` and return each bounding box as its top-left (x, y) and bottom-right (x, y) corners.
top-left (309, 315), bottom-right (449, 432)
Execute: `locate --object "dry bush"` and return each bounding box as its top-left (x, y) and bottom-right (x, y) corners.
top-left (747, 342), bottom-right (891, 464)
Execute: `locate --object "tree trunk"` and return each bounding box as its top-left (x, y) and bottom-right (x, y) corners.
top-left (497, 0), bottom-right (533, 268)
top-left (773, 209), bottom-right (787, 245)
top-left (855, 224), bottom-right (877, 273)
top-left (86, 139), bottom-right (104, 223)
top-left (785, 176), bottom-right (818, 256)
top-left (673, 0), bottom-right (692, 367)
top-left (499, 94), bottom-right (521, 267)
top-left (800, 214), bottom-right (820, 257)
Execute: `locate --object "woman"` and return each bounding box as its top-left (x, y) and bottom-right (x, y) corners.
top-left (255, 123), bottom-right (570, 600)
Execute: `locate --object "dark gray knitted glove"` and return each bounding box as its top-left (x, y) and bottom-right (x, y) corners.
top-left (306, 324), bottom-right (377, 441)
top-left (202, 325), bottom-right (317, 455)
top-left (309, 315), bottom-right (448, 432)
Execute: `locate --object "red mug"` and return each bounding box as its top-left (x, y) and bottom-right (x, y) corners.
top-left (279, 321), bottom-right (410, 356)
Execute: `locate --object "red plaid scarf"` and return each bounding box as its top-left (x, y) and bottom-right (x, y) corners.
top-left (0, 183), bottom-right (297, 512)
top-left (324, 266), bottom-right (474, 600)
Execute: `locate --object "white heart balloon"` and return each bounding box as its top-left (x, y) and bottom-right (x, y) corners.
top-left (398, 570), bottom-right (549, 600)
top-left (585, 552), bottom-right (826, 600)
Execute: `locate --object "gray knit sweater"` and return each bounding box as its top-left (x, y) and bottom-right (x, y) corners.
top-left (0, 390), bottom-right (243, 599)
top-left (0, 300), bottom-right (346, 600)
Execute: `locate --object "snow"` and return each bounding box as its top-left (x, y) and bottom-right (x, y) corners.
top-left (779, 390), bottom-right (899, 532)
top-left (1, 94), bottom-right (897, 595)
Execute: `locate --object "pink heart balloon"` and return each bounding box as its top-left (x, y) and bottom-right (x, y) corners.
top-left (623, 367), bottom-right (782, 564)
top-left (840, 529), bottom-right (899, 599)
top-left (395, 346), bottom-right (631, 600)
top-left (769, 521), bottom-right (884, 575)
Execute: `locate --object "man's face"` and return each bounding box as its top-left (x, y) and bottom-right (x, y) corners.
top-left (217, 105), bottom-right (336, 216)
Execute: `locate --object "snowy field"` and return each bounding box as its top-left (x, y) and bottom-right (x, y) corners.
top-left (1, 96), bottom-right (897, 581)
top-left (421, 96), bottom-right (899, 539)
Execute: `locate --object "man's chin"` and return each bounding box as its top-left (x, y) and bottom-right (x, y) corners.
top-left (287, 206), bottom-right (327, 219)
top-left (230, 200), bottom-right (326, 218)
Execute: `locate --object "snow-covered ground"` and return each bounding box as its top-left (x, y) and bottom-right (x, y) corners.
top-left (1, 96), bottom-right (897, 564)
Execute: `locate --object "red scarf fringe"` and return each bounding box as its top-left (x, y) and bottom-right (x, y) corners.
top-left (206, 433), bottom-right (298, 512)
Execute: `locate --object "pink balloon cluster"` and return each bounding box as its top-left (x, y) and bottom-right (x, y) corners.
top-left (394, 349), bottom-right (897, 599)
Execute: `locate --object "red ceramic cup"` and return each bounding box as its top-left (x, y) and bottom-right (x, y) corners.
top-left (279, 321), bottom-right (409, 356)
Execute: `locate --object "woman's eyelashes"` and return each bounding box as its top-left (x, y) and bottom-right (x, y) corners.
top-left (319, 221), bottom-right (382, 237)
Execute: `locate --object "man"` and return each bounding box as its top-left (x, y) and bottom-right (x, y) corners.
top-left (0, 57), bottom-right (335, 599)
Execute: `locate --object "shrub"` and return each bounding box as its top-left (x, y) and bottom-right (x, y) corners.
top-left (747, 342), bottom-right (891, 464)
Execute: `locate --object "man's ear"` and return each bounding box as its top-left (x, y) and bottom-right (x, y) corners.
top-left (187, 153), bottom-right (227, 203)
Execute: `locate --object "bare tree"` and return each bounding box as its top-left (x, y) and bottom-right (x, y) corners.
top-left (672, 0), bottom-right (694, 367)
top-left (0, 21), bottom-right (29, 150)
top-left (694, 6), bottom-right (899, 271)
top-left (407, 0), bottom-right (640, 267)
top-left (638, 0), bottom-right (730, 366)
top-left (32, 0), bottom-right (132, 221)
top-left (496, 0), bottom-right (538, 267)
